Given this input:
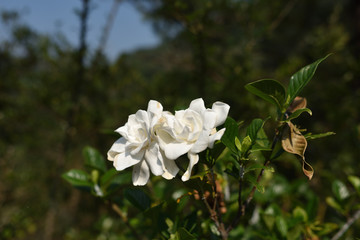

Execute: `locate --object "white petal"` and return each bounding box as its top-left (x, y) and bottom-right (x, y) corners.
top-left (181, 152), bottom-right (199, 181)
top-left (191, 130), bottom-right (211, 153)
top-left (161, 152), bottom-right (179, 180)
top-left (147, 100), bottom-right (163, 116)
top-left (208, 128), bottom-right (226, 148)
top-left (163, 141), bottom-right (193, 160)
top-left (113, 149), bottom-right (143, 171)
top-left (135, 110), bottom-right (150, 128)
top-left (132, 160), bottom-right (150, 186)
top-left (202, 109), bottom-right (217, 130)
top-left (189, 98), bottom-right (206, 114)
top-left (144, 143), bottom-right (164, 176)
top-left (212, 102), bottom-right (230, 126)
top-left (107, 137), bottom-right (126, 161)
top-left (115, 125), bottom-right (128, 139)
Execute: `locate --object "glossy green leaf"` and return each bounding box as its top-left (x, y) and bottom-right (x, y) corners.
top-left (221, 117), bottom-right (241, 154)
top-left (304, 132), bottom-right (335, 140)
top-left (348, 175), bottom-right (360, 196)
top-left (245, 79), bottom-right (286, 110)
top-left (83, 146), bottom-right (107, 173)
top-left (124, 188), bottom-right (151, 211)
top-left (286, 108), bottom-right (312, 121)
top-left (287, 55), bottom-right (330, 105)
top-left (246, 118), bottom-right (265, 142)
top-left (332, 180), bottom-right (350, 201)
top-left (247, 174), bottom-right (265, 193)
top-left (62, 169), bottom-right (92, 189)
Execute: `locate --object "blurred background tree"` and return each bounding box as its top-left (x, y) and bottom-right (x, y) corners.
top-left (0, 0), bottom-right (359, 239)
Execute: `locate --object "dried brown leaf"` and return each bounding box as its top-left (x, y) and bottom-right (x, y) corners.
top-left (287, 96), bottom-right (307, 113)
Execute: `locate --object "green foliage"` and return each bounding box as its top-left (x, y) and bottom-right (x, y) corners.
top-left (2, 0), bottom-right (360, 239)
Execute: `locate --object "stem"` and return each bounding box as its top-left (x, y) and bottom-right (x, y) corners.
top-left (227, 164), bottom-right (244, 232)
top-left (111, 202), bottom-right (142, 240)
top-left (199, 173), bottom-right (228, 240)
top-left (331, 209), bottom-right (360, 240)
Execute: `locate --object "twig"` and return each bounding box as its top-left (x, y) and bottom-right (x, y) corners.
top-left (331, 209), bottom-right (360, 240)
top-left (111, 202), bottom-right (142, 240)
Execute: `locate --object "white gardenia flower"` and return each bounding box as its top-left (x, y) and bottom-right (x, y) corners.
top-left (156, 98), bottom-right (230, 181)
top-left (107, 100), bottom-right (167, 186)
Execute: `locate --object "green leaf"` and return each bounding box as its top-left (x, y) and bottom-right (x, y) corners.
top-left (326, 197), bottom-right (344, 213)
top-left (247, 174), bottom-right (265, 193)
top-left (246, 118), bottom-right (265, 142)
top-left (332, 180), bottom-right (350, 201)
top-left (177, 227), bottom-right (196, 240)
top-left (348, 175), bottom-right (360, 196)
top-left (287, 55), bottom-right (330, 105)
top-left (304, 132), bottom-right (335, 140)
top-left (241, 135), bottom-right (252, 154)
top-left (124, 188), bottom-right (151, 211)
top-left (293, 206), bottom-right (308, 222)
top-left (286, 108), bottom-right (312, 121)
top-left (245, 163), bottom-right (274, 173)
top-left (245, 79), bottom-right (286, 110)
top-left (235, 137), bottom-right (242, 151)
top-left (62, 169), bottom-right (92, 189)
top-left (276, 216), bottom-right (288, 237)
top-left (221, 117), bottom-right (241, 154)
top-left (83, 146), bottom-right (107, 173)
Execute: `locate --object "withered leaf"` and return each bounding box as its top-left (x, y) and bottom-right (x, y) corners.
top-left (281, 122), bottom-right (307, 158)
top-left (287, 96), bottom-right (307, 114)
top-left (281, 122), bottom-right (314, 180)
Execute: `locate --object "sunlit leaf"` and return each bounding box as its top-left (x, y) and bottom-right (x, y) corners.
top-left (287, 54), bottom-right (330, 106)
top-left (305, 132), bottom-right (336, 140)
top-left (293, 206), bottom-right (308, 222)
top-left (332, 180), bottom-right (350, 201)
top-left (326, 197), bottom-right (344, 214)
top-left (62, 169), bottom-right (92, 189)
top-left (241, 135), bottom-right (252, 154)
top-left (83, 146), bottom-right (107, 173)
top-left (245, 79), bottom-right (286, 110)
top-left (348, 175), bottom-right (360, 196)
top-left (275, 216), bottom-right (288, 237)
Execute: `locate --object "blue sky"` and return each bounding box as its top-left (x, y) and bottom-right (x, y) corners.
top-left (0, 0), bottom-right (159, 60)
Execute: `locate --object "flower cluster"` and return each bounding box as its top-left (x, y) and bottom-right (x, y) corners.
top-left (107, 98), bottom-right (230, 186)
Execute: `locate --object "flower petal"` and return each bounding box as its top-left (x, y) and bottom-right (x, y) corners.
top-left (162, 141), bottom-right (193, 160)
top-left (212, 102), bottom-right (230, 126)
top-left (113, 149), bottom-right (143, 171)
top-left (189, 98), bottom-right (206, 114)
top-left (208, 128), bottom-right (226, 148)
top-left (161, 152), bottom-right (179, 180)
top-left (202, 109), bottom-right (217, 130)
top-left (147, 100), bottom-right (163, 116)
top-left (107, 137), bottom-right (126, 161)
top-left (132, 160), bottom-right (150, 186)
top-left (191, 130), bottom-right (211, 153)
top-left (144, 143), bottom-right (164, 176)
top-left (181, 152), bottom-right (199, 181)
